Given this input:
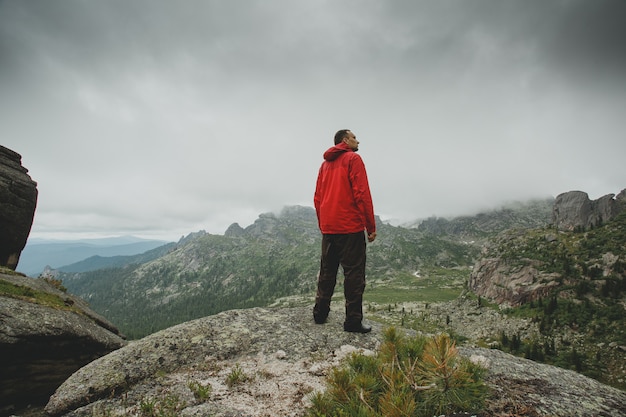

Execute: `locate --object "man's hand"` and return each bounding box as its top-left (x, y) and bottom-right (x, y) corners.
top-left (367, 231), bottom-right (377, 243)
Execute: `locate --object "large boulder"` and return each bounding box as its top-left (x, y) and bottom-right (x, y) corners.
top-left (0, 145), bottom-right (38, 270)
top-left (0, 271), bottom-right (126, 416)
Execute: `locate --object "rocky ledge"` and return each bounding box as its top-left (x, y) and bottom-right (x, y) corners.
top-left (0, 271), bottom-right (126, 416)
top-left (45, 306), bottom-right (626, 417)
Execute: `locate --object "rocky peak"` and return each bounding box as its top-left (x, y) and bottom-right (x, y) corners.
top-left (224, 222), bottom-right (245, 237)
top-left (552, 189), bottom-right (626, 231)
top-left (177, 230), bottom-right (207, 245)
top-left (241, 206), bottom-right (319, 243)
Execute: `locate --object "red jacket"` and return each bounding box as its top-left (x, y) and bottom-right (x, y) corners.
top-left (314, 142), bottom-right (376, 235)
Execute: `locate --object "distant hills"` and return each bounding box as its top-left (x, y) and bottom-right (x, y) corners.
top-left (18, 236), bottom-right (172, 277)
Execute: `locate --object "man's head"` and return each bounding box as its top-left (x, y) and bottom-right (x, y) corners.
top-left (334, 129), bottom-right (359, 151)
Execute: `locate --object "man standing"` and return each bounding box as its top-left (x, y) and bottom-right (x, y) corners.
top-left (313, 129), bottom-right (377, 333)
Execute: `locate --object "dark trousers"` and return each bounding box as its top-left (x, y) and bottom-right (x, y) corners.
top-left (313, 232), bottom-right (367, 325)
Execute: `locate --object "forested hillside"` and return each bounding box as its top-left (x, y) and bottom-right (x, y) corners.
top-left (58, 206), bottom-right (487, 338)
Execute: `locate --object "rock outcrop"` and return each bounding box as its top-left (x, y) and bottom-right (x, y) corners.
top-left (552, 189), bottom-right (626, 231)
top-left (468, 256), bottom-right (560, 306)
top-left (469, 188), bottom-right (626, 306)
top-left (0, 271), bottom-right (126, 416)
top-left (45, 306), bottom-right (626, 417)
top-left (224, 222), bottom-right (245, 237)
top-left (242, 206), bottom-right (320, 243)
top-left (0, 145), bottom-right (38, 270)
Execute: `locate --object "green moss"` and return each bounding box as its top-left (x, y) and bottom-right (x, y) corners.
top-left (0, 266), bottom-right (23, 276)
top-left (0, 278), bottom-right (75, 311)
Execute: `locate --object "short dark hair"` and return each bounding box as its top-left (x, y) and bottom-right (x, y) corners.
top-left (334, 129), bottom-right (351, 145)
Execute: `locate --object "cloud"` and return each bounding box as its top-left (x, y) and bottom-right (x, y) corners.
top-left (2, 0), bottom-right (625, 240)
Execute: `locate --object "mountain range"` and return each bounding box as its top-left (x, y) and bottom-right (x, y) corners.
top-left (18, 236), bottom-right (171, 277)
top-left (50, 201), bottom-right (554, 339)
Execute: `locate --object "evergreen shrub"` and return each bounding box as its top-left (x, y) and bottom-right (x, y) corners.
top-left (307, 328), bottom-right (487, 417)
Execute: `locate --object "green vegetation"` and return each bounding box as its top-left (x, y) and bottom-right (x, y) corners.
top-left (307, 328), bottom-right (487, 417)
top-left (41, 276), bottom-right (67, 292)
top-left (367, 268), bottom-right (466, 304)
top-left (484, 211), bottom-right (626, 278)
top-left (476, 211), bottom-right (626, 390)
top-left (0, 266), bottom-right (23, 276)
top-left (499, 294), bottom-right (626, 389)
top-left (187, 380), bottom-right (212, 402)
top-left (366, 211), bottom-right (626, 390)
top-left (226, 363), bottom-right (250, 387)
top-left (139, 394), bottom-right (186, 417)
top-left (0, 278), bottom-right (73, 311)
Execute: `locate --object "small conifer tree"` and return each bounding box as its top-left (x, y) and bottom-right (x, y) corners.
top-left (307, 328), bottom-right (487, 417)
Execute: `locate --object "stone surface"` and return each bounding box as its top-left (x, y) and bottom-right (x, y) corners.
top-left (224, 222), bottom-right (245, 237)
top-left (468, 256), bottom-right (560, 306)
top-left (0, 145), bottom-right (38, 270)
top-left (0, 271), bottom-right (126, 416)
top-left (552, 189), bottom-right (626, 231)
top-left (461, 347), bottom-right (626, 417)
top-left (44, 306), bottom-right (626, 417)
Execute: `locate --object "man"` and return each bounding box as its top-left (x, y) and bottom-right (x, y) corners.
top-left (313, 129), bottom-right (377, 333)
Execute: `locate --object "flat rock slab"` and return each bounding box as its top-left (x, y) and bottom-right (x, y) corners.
top-left (46, 306), bottom-right (626, 417)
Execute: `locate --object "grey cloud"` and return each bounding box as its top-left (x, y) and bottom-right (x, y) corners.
top-left (1, 0), bottom-right (625, 240)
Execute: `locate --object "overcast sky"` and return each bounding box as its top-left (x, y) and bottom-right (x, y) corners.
top-left (2, 0), bottom-right (626, 241)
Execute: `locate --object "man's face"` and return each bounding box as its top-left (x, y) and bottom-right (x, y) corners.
top-left (343, 131), bottom-right (359, 151)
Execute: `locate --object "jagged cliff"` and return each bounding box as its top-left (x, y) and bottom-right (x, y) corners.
top-left (552, 189), bottom-right (626, 231)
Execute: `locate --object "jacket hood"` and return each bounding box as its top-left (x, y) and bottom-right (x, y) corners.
top-left (323, 142), bottom-right (353, 161)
